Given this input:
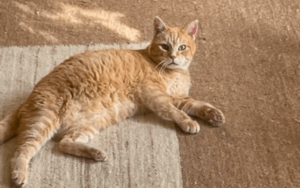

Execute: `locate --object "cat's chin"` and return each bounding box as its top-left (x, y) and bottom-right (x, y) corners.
top-left (167, 65), bottom-right (188, 70)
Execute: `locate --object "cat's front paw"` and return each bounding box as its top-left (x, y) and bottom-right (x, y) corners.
top-left (200, 106), bottom-right (225, 127)
top-left (179, 119), bottom-right (200, 134)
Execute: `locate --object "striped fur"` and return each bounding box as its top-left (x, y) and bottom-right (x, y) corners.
top-left (0, 17), bottom-right (225, 186)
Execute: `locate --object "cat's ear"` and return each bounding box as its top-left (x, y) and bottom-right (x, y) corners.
top-left (154, 16), bottom-right (167, 35)
top-left (184, 20), bottom-right (199, 40)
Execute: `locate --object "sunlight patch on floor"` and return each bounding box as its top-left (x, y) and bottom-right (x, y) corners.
top-left (13, 1), bottom-right (141, 42)
top-left (19, 22), bottom-right (59, 43)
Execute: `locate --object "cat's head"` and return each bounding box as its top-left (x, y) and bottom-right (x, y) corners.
top-left (148, 16), bottom-right (198, 70)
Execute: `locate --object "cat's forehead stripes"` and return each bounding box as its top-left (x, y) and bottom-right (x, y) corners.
top-left (164, 27), bottom-right (186, 49)
top-left (169, 30), bottom-right (182, 44)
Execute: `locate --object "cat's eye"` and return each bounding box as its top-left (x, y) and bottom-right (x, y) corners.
top-left (160, 44), bottom-right (170, 51)
top-left (178, 45), bottom-right (187, 51)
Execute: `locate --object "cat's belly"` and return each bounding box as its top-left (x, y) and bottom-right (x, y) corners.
top-left (60, 97), bottom-right (138, 130)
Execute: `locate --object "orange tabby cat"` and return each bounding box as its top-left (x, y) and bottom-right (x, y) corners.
top-left (0, 17), bottom-right (225, 186)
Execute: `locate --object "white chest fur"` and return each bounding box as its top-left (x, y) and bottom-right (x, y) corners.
top-left (166, 74), bottom-right (191, 97)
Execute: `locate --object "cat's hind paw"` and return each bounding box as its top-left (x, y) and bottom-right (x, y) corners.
top-left (179, 119), bottom-right (200, 134)
top-left (90, 148), bottom-right (107, 162)
top-left (11, 170), bottom-right (28, 187)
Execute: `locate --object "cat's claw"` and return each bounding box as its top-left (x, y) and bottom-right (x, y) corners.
top-left (180, 119), bottom-right (200, 134)
top-left (11, 170), bottom-right (27, 187)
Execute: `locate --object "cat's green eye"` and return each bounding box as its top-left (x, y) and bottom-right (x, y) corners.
top-left (178, 45), bottom-right (187, 51)
top-left (160, 44), bottom-right (170, 51)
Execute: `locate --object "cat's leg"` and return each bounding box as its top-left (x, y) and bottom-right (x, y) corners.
top-left (140, 86), bottom-right (200, 134)
top-left (173, 97), bottom-right (225, 126)
top-left (11, 113), bottom-right (59, 186)
top-left (59, 126), bottom-right (107, 161)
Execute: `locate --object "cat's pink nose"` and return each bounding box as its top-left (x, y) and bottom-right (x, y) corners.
top-left (170, 55), bottom-right (176, 60)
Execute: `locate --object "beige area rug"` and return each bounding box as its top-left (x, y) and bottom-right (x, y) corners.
top-left (0, 44), bottom-right (183, 188)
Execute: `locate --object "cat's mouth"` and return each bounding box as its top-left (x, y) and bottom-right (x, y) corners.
top-left (169, 62), bottom-right (178, 66)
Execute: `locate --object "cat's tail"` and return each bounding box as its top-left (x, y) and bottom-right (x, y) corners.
top-left (0, 109), bottom-right (19, 145)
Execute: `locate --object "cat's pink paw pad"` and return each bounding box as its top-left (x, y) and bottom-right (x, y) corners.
top-left (204, 108), bottom-right (225, 127)
top-left (90, 148), bottom-right (107, 162)
top-left (180, 119), bottom-right (200, 134)
top-left (11, 170), bottom-right (27, 186)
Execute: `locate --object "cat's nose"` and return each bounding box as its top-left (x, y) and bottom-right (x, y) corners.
top-left (170, 55), bottom-right (176, 60)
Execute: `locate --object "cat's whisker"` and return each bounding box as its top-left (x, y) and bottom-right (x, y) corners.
top-left (158, 62), bottom-right (165, 76)
top-left (154, 60), bottom-right (165, 70)
top-left (158, 61), bottom-right (167, 77)
top-left (156, 60), bottom-right (167, 78)
top-left (162, 63), bottom-right (168, 73)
